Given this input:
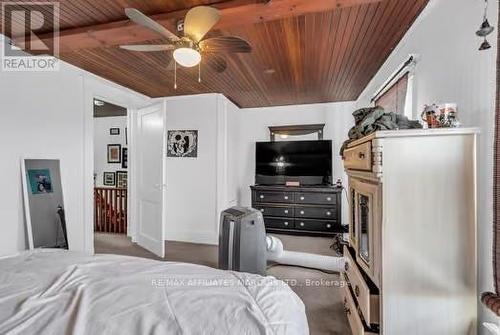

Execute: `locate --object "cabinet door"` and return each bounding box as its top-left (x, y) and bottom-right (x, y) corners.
top-left (349, 186), bottom-right (358, 249)
top-left (357, 193), bottom-right (371, 265)
top-left (350, 178), bottom-right (381, 283)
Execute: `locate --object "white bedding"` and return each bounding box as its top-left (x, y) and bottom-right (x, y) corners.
top-left (0, 250), bottom-right (308, 335)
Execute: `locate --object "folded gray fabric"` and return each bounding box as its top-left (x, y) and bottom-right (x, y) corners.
top-left (340, 107), bottom-right (422, 156)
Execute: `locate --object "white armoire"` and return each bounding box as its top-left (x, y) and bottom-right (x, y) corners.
top-left (341, 128), bottom-right (478, 335)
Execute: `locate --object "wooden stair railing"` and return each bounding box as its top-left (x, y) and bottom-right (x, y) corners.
top-left (94, 187), bottom-right (127, 234)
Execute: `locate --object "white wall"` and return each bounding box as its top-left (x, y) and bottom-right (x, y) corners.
top-left (235, 102), bottom-right (355, 226)
top-left (355, 0), bottom-right (498, 330)
top-left (163, 94), bottom-right (235, 245)
top-left (0, 36), bottom-right (151, 256)
top-left (161, 98), bottom-right (356, 244)
top-left (93, 116), bottom-right (127, 187)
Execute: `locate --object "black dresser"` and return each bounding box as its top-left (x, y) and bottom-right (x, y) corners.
top-left (250, 185), bottom-right (343, 236)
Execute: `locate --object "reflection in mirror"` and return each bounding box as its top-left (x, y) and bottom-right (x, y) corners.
top-left (21, 159), bottom-right (68, 250)
top-left (269, 124), bottom-right (325, 142)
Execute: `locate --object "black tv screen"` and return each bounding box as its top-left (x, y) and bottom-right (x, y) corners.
top-left (255, 140), bottom-right (332, 186)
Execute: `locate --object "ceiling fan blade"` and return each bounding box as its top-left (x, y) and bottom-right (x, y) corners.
top-left (200, 36), bottom-right (252, 53)
top-left (125, 8), bottom-right (179, 41)
top-left (120, 44), bottom-right (175, 52)
top-left (206, 54), bottom-right (227, 73)
top-left (184, 6), bottom-right (220, 42)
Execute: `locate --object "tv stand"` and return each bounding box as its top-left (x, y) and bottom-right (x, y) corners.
top-left (250, 185), bottom-right (343, 237)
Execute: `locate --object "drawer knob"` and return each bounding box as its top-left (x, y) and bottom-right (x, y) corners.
top-left (344, 262), bottom-right (349, 272)
top-left (300, 196), bottom-right (305, 200)
top-left (299, 222), bottom-right (305, 227)
top-left (284, 196), bottom-right (289, 200)
top-left (284, 210), bottom-right (289, 214)
top-left (284, 222), bottom-right (289, 226)
top-left (326, 197), bottom-right (332, 201)
top-left (358, 152), bottom-right (365, 159)
top-left (259, 195), bottom-right (264, 199)
top-left (326, 224), bottom-right (331, 228)
top-left (354, 285), bottom-right (360, 297)
top-left (326, 211), bottom-right (331, 216)
top-left (300, 210), bottom-right (305, 215)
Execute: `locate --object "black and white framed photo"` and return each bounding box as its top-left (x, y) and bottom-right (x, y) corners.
top-left (110, 128), bottom-right (120, 135)
top-left (167, 130), bottom-right (198, 158)
top-left (103, 172), bottom-right (116, 186)
top-left (122, 147), bottom-right (128, 169)
top-left (116, 171), bottom-right (128, 188)
top-left (107, 144), bottom-right (121, 163)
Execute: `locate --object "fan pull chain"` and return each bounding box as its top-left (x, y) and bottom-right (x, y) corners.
top-left (198, 62), bottom-right (201, 83)
top-left (174, 61), bottom-right (177, 90)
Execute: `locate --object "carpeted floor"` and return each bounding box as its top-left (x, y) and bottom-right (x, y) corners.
top-left (94, 233), bottom-right (351, 335)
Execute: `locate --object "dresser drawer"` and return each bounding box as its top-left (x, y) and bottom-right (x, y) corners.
top-left (255, 191), bottom-right (294, 203)
top-left (255, 206), bottom-right (294, 217)
top-left (341, 274), bottom-right (378, 335)
top-left (295, 219), bottom-right (337, 231)
top-left (295, 206), bottom-right (336, 219)
top-left (264, 217), bottom-right (293, 229)
top-left (344, 246), bottom-right (379, 325)
top-left (295, 192), bottom-right (337, 205)
top-left (343, 141), bottom-right (372, 171)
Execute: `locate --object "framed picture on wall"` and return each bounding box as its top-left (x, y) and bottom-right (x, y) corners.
top-left (103, 172), bottom-right (116, 186)
top-left (110, 128), bottom-right (120, 135)
top-left (116, 171), bottom-right (128, 188)
top-left (107, 144), bottom-right (121, 163)
top-left (167, 130), bottom-right (198, 158)
top-left (122, 147), bottom-right (128, 169)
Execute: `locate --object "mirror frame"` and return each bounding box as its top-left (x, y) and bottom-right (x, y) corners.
top-left (20, 157), bottom-right (67, 250)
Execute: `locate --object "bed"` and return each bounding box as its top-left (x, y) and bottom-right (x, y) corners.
top-left (0, 250), bottom-right (308, 335)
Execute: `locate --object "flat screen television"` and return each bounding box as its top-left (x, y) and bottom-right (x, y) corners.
top-left (255, 140), bottom-right (332, 186)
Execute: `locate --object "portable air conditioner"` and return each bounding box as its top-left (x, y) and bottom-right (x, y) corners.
top-left (218, 207), bottom-right (267, 276)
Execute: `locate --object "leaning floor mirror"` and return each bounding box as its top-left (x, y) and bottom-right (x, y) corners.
top-left (21, 158), bottom-right (68, 250)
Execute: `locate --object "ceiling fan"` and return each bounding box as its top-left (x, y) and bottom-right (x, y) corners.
top-left (119, 6), bottom-right (252, 88)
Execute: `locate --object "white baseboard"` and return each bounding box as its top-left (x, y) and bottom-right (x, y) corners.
top-left (165, 230), bottom-right (218, 246)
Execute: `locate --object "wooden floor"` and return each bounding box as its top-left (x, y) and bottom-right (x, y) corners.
top-left (94, 233), bottom-right (351, 335)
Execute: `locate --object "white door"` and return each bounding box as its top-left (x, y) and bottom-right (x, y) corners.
top-left (135, 103), bottom-right (165, 257)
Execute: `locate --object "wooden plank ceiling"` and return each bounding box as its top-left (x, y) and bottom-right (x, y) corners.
top-left (1, 0), bottom-right (429, 108)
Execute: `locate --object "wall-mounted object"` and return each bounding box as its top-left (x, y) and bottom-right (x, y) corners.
top-left (110, 128), bottom-right (120, 135)
top-left (103, 172), bottom-right (116, 186)
top-left (476, 0), bottom-right (494, 50)
top-left (21, 158), bottom-right (68, 249)
top-left (116, 171), bottom-right (128, 188)
top-left (268, 124), bottom-right (325, 142)
top-left (167, 130), bottom-right (198, 157)
top-left (122, 147), bottom-right (128, 169)
top-left (107, 144), bottom-right (121, 163)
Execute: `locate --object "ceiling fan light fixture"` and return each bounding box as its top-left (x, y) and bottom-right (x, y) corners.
top-left (173, 47), bottom-right (201, 67)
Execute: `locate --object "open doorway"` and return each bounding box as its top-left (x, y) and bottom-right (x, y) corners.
top-left (93, 99), bottom-right (129, 247)
top-left (91, 99), bottom-right (166, 259)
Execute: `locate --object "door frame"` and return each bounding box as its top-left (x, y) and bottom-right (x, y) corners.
top-left (82, 74), bottom-right (152, 254)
